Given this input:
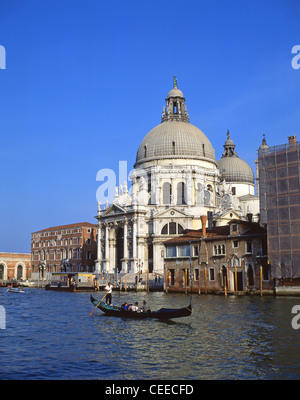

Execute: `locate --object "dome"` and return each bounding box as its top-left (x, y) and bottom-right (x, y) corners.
top-left (135, 120), bottom-right (216, 166)
top-left (167, 88), bottom-right (184, 98)
top-left (217, 156), bottom-right (254, 184)
top-left (217, 131), bottom-right (254, 184)
top-left (134, 78), bottom-right (216, 167)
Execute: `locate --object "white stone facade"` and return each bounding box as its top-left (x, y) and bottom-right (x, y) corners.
top-left (95, 79), bottom-right (259, 275)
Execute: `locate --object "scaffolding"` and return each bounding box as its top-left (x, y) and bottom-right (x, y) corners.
top-left (258, 138), bottom-right (300, 279)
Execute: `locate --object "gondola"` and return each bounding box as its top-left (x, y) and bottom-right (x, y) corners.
top-left (90, 294), bottom-right (192, 320)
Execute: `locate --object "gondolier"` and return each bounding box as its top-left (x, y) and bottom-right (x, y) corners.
top-left (105, 282), bottom-right (113, 305)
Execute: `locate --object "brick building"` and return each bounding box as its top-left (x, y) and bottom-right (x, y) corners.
top-left (163, 218), bottom-right (272, 294)
top-left (0, 252), bottom-right (31, 282)
top-left (31, 222), bottom-right (97, 280)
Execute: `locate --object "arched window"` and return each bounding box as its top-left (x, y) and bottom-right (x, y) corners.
top-left (161, 223), bottom-right (184, 235)
top-left (0, 264), bottom-right (4, 280)
top-left (177, 182), bottom-right (186, 205)
top-left (161, 224), bottom-right (168, 234)
top-left (17, 265), bottom-right (23, 280)
top-left (178, 224), bottom-right (184, 234)
top-left (163, 182), bottom-right (172, 204)
top-left (169, 222), bottom-right (176, 234)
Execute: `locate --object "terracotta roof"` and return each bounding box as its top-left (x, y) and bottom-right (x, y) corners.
top-left (32, 222), bottom-right (97, 234)
top-left (164, 222), bottom-right (266, 245)
top-left (164, 225), bottom-right (230, 244)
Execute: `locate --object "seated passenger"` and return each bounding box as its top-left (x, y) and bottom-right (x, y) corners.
top-left (131, 302), bottom-right (141, 312)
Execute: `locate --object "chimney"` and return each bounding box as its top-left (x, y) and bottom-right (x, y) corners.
top-left (201, 215), bottom-right (207, 236)
top-left (288, 135), bottom-right (297, 146)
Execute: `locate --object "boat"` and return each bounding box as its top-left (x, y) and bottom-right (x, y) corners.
top-left (45, 272), bottom-right (98, 292)
top-left (7, 287), bottom-right (25, 293)
top-left (90, 294), bottom-right (192, 320)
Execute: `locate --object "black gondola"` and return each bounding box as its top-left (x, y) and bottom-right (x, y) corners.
top-left (90, 294), bottom-right (192, 320)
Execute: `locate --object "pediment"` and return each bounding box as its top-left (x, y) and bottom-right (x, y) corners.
top-left (101, 204), bottom-right (126, 217)
top-left (216, 210), bottom-right (241, 220)
top-left (154, 207), bottom-right (190, 219)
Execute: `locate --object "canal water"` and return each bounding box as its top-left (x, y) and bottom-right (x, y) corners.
top-left (1, 287), bottom-right (300, 380)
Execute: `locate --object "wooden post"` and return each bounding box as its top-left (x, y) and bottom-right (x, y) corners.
top-left (125, 275), bottom-right (127, 292)
top-left (185, 269), bottom-right (188, 294)
top-left (204, 267), bottom-right (207, 294)
top-left (235, 267), bottom-right (237, 294)
top-left (165, 268), bottom-right (168, 294)
top-left (198, 269), bottom-right (201, 295)
top-left (260, 266), bottom-right (263, 296)
top-left (224, 276), bottom-right (227, 297)
top-left (147, 270), bottom-right (149, 293)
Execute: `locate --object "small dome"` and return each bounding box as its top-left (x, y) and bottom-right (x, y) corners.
top-left (217, 131), bottom-right (255, 184)
top-left (217, 156), bottom-right (254, 184)
top-left (167, 88), bottom-right (184, 98)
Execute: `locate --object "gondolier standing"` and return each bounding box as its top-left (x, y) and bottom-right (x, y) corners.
top-left (105, 282), bottom-right (113, 305)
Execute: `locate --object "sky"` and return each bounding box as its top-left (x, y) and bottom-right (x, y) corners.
top-left (0, 0), bottom-right (299, 253)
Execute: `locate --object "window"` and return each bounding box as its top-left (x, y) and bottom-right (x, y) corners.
top-left (213, 243), bottom-right (226, 255)
top-left (161, 223), bottom-right (184, 235)
top-left (163, 182), bottom-right (172, 204)
top-left (178, 245), bottom-right (191, 257)
top-left (209, 268), bottom-right (215, 281)
top-left (86, 238), bottom-right (91, 245)
top-left (195, 268), bottom-right (200, 281)
top-left (193, 245), bottom-right (199, 257)
top-left (177, 182), bottom-right (186, 205)
top-left (178, 224), bottom-right (184, 234)
top-left (169, 222), bottom-right (176, 235)
top-left (232, 224), bottom-right (238, 232)
top-left (232, 187), bottom-right (236, 195)
top-left (161, 224), bottom-right (168, 235)
top-left (233, 240), bottom-right (239, 248)
top-left (166, 246), bottom-right (176, 258)
top-left (246, 241), bottom-right (252, 254)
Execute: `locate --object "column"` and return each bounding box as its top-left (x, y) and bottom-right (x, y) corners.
top-left (95, 222), bottom-right (102, 273)
top-left (104, 223), bottom-right (110, 273)
top-left (121, 219), bottom-right (128, 273)
top-left (132, 216), bottom-right (137, 272)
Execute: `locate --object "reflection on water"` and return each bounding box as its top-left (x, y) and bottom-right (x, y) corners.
top-left (1, 288), bottom-right (300, 379)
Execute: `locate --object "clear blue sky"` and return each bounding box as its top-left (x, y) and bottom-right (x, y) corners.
top-left (0, 0), bottom-right (299, 253)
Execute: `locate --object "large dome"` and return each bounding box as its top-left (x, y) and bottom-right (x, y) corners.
top-left (134, 80), bottom-right (216, 167)
top-left (217, 131), bottom-right (254, 184)
top-left (135, 121), bottom-right (216, 166)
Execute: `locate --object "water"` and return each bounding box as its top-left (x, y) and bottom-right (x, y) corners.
top-left (1, 288), bottom-right (300, 380)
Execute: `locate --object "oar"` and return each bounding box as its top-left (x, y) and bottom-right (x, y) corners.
top-left (89, 292), bottom-right (108, 316)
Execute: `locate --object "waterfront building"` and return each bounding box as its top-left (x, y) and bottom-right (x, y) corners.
top-left (31, 222), bottom-right (97, 281)
top-left (95, 78), bottom-right (260, 275)
top-left (258, 135), bottom-right (300, 293)
top-left (0, 252), bottom-right (31, 281)
top-left (163, 218), bottom-right (271, 294)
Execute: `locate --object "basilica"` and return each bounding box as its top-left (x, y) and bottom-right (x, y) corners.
top-left (95, 78), bottom-right (259, 275)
